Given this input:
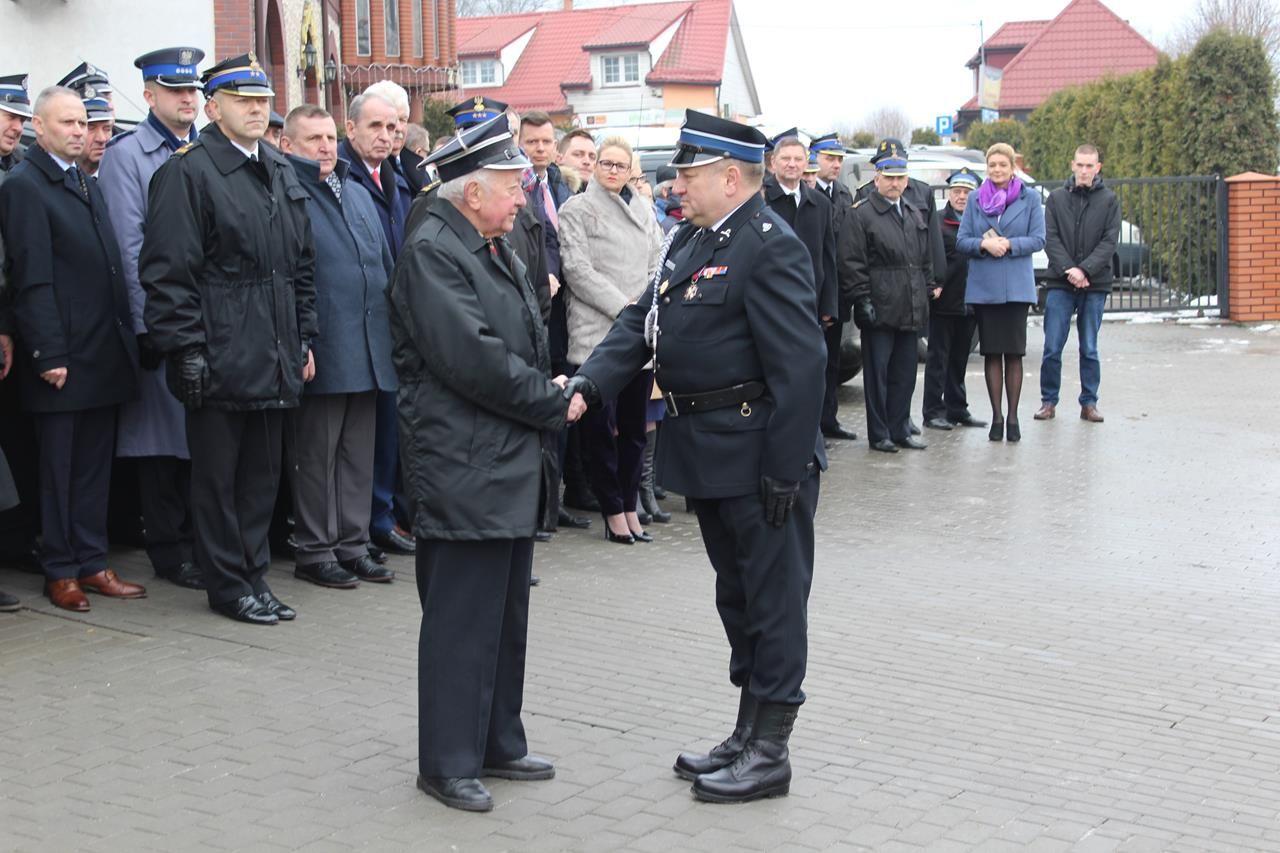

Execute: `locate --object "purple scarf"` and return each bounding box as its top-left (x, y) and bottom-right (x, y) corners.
top-left (977, 176), bottom-right (1023, 216)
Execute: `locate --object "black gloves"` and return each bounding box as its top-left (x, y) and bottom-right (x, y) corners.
top-left (137, 333), bottom-right (164, 371)
top-left (853, 298), bottom-right (876, 331)
top-left (562, 373), bottom-right (600, 407)
top-left (171, 348), bottom-right (208, 410)
top-left (760, 476), bottom-right (800, 528)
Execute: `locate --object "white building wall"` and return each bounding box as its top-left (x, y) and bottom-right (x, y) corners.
top-left (568, 51), bottom-right (660, 119)
top-left (0, 0), bottom-right (216, 124)
top-left (718, 27), bottom-right (757, 119)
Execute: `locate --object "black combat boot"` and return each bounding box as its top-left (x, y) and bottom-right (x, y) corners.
top-left (691, 702), bottom-right (796, 803)
top-left (673, 687), bottom-right (756, 780)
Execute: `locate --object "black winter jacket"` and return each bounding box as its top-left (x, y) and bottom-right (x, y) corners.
top-left (936, 202), bottom-right (970, 316)
top-left (140, 124), bottom-right (318, 410)
top-left (1044, 175), bottom-right (1121, 292)
top-left (843, 191), bottom-right (933, 332)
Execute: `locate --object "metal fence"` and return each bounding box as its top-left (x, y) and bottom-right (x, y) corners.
top-left (1021, 175), bottom-right (1228, 315)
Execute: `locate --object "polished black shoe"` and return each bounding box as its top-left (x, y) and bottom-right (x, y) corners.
top-left (257, 591), bottom-right (296, 621)
top-left (630, 528), bottom-right (653, 543)
top-left (894, 436), bottom-right (927, 450)
top-left (0, 590), bottom-right (19, 612)
top-left (483, 754), bottom-right (556, 780)
top-left (951, 413), bottom-right (988, 428)
top-left (675, 688), bottom-right (756, 781)
top-left (340, 554), bottom-right (395, 583)
top-left (821, 425), bottom-right (859, 441)
top-left (562, 488), bottom-right (601, 513)
top-left (156, 560), bottom-right (206, 590)
top-left (1006, 420), bottom-right (1022, 442)
top-left (367, 543), bottom-right (388, 564)
top-left (370, 527), bottom-right (416, 555)
top-left (294, 561), bottom-right (360, 589)
top-left (870, 439), bottom-right (899, 453)
top-left (923, 417), bottom-right (954, 431)
top-left (534, 530), bottom-right (553, 543)
top-left (909, 419), bottom-right (922, 436)
top-left (692, 703), bottom-right (797, 804)
top-left (416, 775), bottom-right (493, 812)
top-left (989, 418), bottom-right (1005, 442)
top-left (210, 595), bottom-right (278, 625)
top-left (557, 508), bottom-right (592, 529)
top-left (605, 528), bottom-right (635, 545)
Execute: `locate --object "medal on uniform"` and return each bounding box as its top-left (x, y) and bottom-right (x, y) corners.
top-left (684, 283), bottom-right (699, 301)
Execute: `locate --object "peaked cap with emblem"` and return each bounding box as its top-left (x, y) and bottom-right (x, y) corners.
top-left (669, 109), bottom-right (767, 168)
top-left (58, 61), bottom-right (112, 96)
top-left (810, 132), bottom-right (845, 158)
top-left (202, 53), bottom-right (274, 98)
top-left (134, 47), bottom-right (205, 89)
top-left (448, 96), bottom-right (508, 129)
top-left (947, 167), bottom-right (979, 190)
top-left (765, 127), bottom-right (804, 153)
top-left (872, 137), bottom-right (908, 176)
top-left (83, 95), bottom-right (113, 124)
top-left (805, 150), bottom-right (819, 173)
top-left (426, 114), bottom-right (529, 182)
top-left (0, 74), bottom-right (32, 118)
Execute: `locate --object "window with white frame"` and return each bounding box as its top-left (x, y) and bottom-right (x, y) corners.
top-left (412, 0), bottom-right (424, 58)
top-left (460, 59), bottom-right (499, 86)
top-left (385, 0), bottom-right (400, 56)
top-left (602, 53), bottom-right (641, 86)
top-left (356, 0), bottom-right (372, 55)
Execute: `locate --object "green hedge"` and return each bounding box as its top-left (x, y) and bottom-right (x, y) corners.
top-left (1022, 30), bottom-right (1277, 180)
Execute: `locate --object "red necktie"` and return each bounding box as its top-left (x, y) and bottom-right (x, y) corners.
top-left (370, 166), bottom-right (383, 192)
top-left (540, 178), bottom-right (559, 230)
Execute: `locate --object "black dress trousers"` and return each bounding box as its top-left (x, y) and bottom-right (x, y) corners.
top-left (417, 536), bottom-right (533, 778)
top-left (821, 320), bottom-right (845, 432)
top-left (861, 328), bottom-right (919, 445)
top-left (37, 406), bottom-right (116, 580)
top-left (186, 408), bottom-right (284, 606)
top-left (922, 312), bottom-right (978, 422)
top-left (690, 470), bottom-right (819, 706)
top-left (135, 456), bottom-right (194, 572)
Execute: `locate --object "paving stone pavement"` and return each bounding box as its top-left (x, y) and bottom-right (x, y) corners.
top-left (1, 318), bottom-right (1279, 853)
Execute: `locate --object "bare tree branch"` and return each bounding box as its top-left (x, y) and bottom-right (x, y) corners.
top-left (457, 0), bottom-right (548, 16)
top-left (858, 107), bottom-right (913, 143)
top-left (1167, 0), bottom-right (1280, 62)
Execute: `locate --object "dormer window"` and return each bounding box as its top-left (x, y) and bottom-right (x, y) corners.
top-left (461, 59), bottom-right (499, 87)
top-left (602, 53), bottom-right (640, 86)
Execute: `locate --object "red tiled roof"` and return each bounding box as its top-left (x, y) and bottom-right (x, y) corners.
top-left (453, 0), bottom-right (732, 114)
top-left (995, 0), bottom-right (1160, 110)
top-left (966, 20), bottom-right (1049, 66)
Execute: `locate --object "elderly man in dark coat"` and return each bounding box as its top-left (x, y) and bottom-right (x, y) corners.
top-left (387, 115), bottom-right (585, 813)
top-left (0, 86), bottom-right (144, 612)
top-left (279, 105), bottom-right (397, 590)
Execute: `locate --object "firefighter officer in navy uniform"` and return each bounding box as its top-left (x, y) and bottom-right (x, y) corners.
top-left (843, 144), bottom-right (933, 452)
top-left (810, 132), bottom-right (859, 440)
top-left (140, 54), bottom-right (318, 625)
top-left (566, 110), bottom-right (827, 804)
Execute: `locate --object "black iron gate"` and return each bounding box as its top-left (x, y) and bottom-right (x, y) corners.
top-left (1020, 175), bottom-right (1228, 315)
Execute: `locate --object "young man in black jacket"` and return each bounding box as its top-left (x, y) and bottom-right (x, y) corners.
top-left (1036, 144), bottom-right (1121, 424)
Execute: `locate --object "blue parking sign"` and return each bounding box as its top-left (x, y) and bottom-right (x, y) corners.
top-left (935, 115), bottom-right (953, 137)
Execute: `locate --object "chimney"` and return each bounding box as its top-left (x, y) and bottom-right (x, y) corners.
top-left (563, 0), bottom-right (572, 9)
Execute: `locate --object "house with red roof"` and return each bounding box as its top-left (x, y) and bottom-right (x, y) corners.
top-left (454, 0), bottom-right (759, 131)
top-left (954, 0), bottom-right (1160, 136)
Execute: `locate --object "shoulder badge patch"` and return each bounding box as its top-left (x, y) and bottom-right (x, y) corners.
top-left (174, 142), bottom-right (194, 156)
top-left (852, 198), bottom-right (868, 208)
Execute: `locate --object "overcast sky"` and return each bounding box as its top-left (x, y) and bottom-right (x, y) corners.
top-left (573, 0), bottom-right (1201, 132)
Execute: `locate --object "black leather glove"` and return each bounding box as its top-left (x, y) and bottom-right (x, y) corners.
top-left (172, 348), bottom-right (208, 410)
top-left (853, 298), bottom-right (876, 331)
top-left (562, 373), bottom-right (601, 407)
top-left (760, 476), bottom-right (800, 528)
top-left (137, 333), bottom-right (164, 371)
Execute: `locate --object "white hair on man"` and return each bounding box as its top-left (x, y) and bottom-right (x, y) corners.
top-left (363, 80), bottom-right (410, 116)
top-left (437, 169), bottom-right (503, 203)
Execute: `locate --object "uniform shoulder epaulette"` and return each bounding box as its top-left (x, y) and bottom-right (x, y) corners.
top-left (852, 198), bottom-right (868, 208)
top-left (104, 129), bottom-right (135, 150)
top-left (174, 141), bottom-right (197, 156)
top-left (420, 178), bottom-right (440, 196)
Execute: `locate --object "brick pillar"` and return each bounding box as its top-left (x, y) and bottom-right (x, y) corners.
top-left (1226, 172), bottom-right (1280, 322)
top-left (214, 0), bottom-right (256, 63)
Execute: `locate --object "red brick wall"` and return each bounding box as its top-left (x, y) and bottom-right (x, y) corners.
top-left (339, 0), bottom-right (455, 65)
top-left (1225, 173), bottom-right (1280, 322)
top-left (214, 0), bottom-right (255, 64)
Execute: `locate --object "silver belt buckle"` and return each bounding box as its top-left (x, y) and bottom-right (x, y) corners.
top-left (663, 391), bottom-right (679, 417)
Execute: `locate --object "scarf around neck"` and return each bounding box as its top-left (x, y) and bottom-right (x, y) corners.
top-left (977, 176), bottom-right (1022, 216)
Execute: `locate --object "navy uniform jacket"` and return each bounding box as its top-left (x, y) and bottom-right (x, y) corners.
top-left (857, 176), bottom-right (946, 287)
top-left (577, 193), bottom-right (827, 500)
top-left (762, 174), bottom-right (838, 321)
top-left (0, 144), bottom-right (139, 413)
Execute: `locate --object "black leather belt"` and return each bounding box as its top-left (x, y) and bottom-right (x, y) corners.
top-left (663, 381), bottom-right (765, 417)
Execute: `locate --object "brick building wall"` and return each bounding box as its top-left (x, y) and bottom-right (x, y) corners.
top-left (1225, 173), bottom-right (1280, 323)
top-left (214, 0), bottom-right (256, 62)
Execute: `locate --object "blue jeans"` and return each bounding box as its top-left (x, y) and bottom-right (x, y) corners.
top-left (1040, 289), bottom-right (1106, 407)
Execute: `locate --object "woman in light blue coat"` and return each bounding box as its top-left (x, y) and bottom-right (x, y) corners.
top-left (958, 143), bottom-right (1045, 442)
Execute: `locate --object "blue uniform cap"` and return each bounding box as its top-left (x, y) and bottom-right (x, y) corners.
top-left (202, 53), bottom-right (274, 98)
top-left (669, 109), bottom-right (767, 168)
top-left (805, 150), bottom-right (819, 173)
top-left (948, 167), bottom-right (979, 190)
top-left (766, 127), bottom-right (802, 153)
top-left (448, 96), bottom-right (508, 129)
top-left (58, 62), bottom-right (112, 96)
top-left (810, 132), bottom-right (845, 158)
top-left (873, 137), bottom-right (908, 175)
top-left (426, 114), bottom-right (530, 182)
top-left (0, 74), bottom-right (32, 118)
top-left (134, 47), bottom-right (205, 89)
top-left (83, 96), bottom-right (113, 123)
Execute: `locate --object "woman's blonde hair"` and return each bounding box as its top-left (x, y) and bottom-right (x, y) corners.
top-left (986, 142), bottom-right (1017, 168)
top-left (597, 135), bottom-right (634, 162)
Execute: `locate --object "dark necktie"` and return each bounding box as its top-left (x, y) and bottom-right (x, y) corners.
top-left (325, 171), bottom-right (343, 204)
top-left (826, 183), bottom-right (835, 200)
top-left (248, 152), bottom-right (270, 187)
top-left (69, 165), bottom-right (89, 201)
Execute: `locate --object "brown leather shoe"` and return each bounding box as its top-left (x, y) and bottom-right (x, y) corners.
top-left (1081, 405), bottom-right (1104, 423)
top-left (46, 579), bottom-right (90, 612)
top-left (1033, 404), bottom-right (1056, 420)
top-left (79, 569), bottom-right (147, 599)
